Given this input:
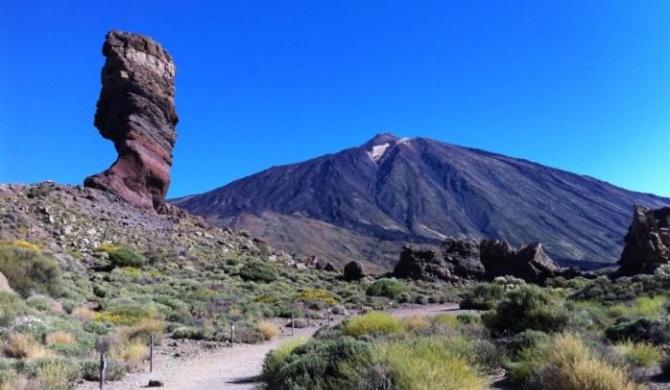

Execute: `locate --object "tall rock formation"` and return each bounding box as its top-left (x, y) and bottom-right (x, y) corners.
top-left (480, 240), bottom-right (560, 283)
top-left (84, 31), bottom-right (178, 210)
top-left (618, 206), bottom-right (670, 275)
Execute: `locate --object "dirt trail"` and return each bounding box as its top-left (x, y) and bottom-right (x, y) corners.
top-left (76, 304), bottom-right (467, 390)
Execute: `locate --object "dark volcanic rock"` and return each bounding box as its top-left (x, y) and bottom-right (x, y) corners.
top-left (442, 237), bottom-right (486, 279)
top-left (343, 261), bottom-right (365, 281)
top-left (85, 31), bottom-right (179, 210)
top-left (393, 237), bottom-right (484, 282)
top-left (480, 240), bottom-right (559, 283)
top-left (618, 206), bottom-right (670, 275)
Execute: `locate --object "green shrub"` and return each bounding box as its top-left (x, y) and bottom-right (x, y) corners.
top-left (80, 359), bottom-right (126, 381)
top-left (605, 317), bottom-right (670, 345)
top-left (26, 357), bottom-right (81, 390)
top-left (262, 338), bottom-right (308, 384)
top-left (508, 330), bottom-right (550, 358)
top-left (263, 337), bottom-right (372, 390)
top-left (460, 283), bottom-right (505, 310)
top-left (239, 261), bottom-right (278, 283)
top-left (483, 285), bottom-right (568, 335)
top-left (366, 278), bottom-right (408, 299)
top-left (374, 338), bottom-right (486, 390)
top-left (0, 245), bottom-right (62, 297)
top-left (342, 312), bottom-right (404, 338)
top-left (107, 246), bottom-right (145, 268)
top-left (614, 340), bottom-right (663, 367)
top-left (0, 292), bottom-right (25, 326)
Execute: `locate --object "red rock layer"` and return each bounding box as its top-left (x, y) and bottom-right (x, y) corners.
top-left (85, 30), bottom-right (178, 210)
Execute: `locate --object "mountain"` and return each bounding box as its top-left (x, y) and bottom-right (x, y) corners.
top-left (172, 134), bottom-right (670, 269)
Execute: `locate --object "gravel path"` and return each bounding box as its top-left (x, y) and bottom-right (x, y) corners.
top-left (76, 304), bottom-right (466, 390)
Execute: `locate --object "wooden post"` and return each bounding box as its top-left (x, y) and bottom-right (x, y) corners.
top-left (99, 352), bottom-right (106, 390)
top-left (149, 335), bottom-right (154, 373)
top-left (231, 323), bottom-right (235, 347)
top-left (327, 308), bottom-right (331, 326)
top-left (96, 337), bottom-right (111, 390)
top-left (291, 314), bottom-right (295, 336)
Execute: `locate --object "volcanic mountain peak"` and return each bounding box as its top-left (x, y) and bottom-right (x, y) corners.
top-left (173, 134), bottom-right (670, 269)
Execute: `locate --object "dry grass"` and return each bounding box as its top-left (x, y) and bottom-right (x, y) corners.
top-left (3, 332), bottom-right (49, 359)
top-left (257, 320), bottom-right (280, 341)
top-left (529, 333), bottom-right (645, 390)
top-left (71, 306), bottom-right (96, 321)
top-left (1, 378), bottom-right (42, 390)
top-left (614, 340), bottom-right (663, 367)
top-left (112, 339), bottom-right (147, 371)
top-left (45, 331), bottom-right (75, 346)
top-left (120, 318), bottom-right (166, 343)
top-left (404, 316), bottom-right (431, 332)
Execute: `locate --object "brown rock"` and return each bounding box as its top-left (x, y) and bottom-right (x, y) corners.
top-left (618, 205), bottom-right (670, 275)
top-left (393, 238), bottom-right (485, 282)
top-left (480, 240), bottom-right (559, 283)
top-left (343, 261), bottom-right (365, 281)
top-left (0, 272), bottom-right (14, 294)
top-left (84, 31), bottom-right (179, 210)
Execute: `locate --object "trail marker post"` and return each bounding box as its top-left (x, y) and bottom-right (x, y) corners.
top-left (149, 335), bottom-right (154, 373)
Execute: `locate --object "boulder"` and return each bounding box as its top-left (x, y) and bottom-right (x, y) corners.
top-left (442, 237), bottom-right (486, 279)
top-left (84, 31), bottom-right (179, 210)
top-left (480, 240), bottom-right (559, 283)
top-left (393, 238), bottom-right (485, 282)
top-left (0, 272), bottom-right (14, 294)
top-left (343, 261), bottom-right (365, 281)
top-left (618, 205), bottom-right (670, 275)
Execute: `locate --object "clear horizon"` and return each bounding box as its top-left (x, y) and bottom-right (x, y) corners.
top-left (2, 1), bottom-right (670, 198)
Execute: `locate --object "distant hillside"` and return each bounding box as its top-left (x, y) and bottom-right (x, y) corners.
top-left (172, 134), bottom-right (670, 269)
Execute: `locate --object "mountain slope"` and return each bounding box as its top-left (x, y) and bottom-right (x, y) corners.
top-left (172, 134), bottom-right (670, 269)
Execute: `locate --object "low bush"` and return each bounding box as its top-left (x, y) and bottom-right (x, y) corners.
top-left (262, 338), bottom-right (308, 383)
top-left (460, 283), bottom-right (505, 310)
top-left (3, 332), bottom-right (48, 359)
top-left (0, 245), bottom-right (62, 297)
top-left (366, 278), bottom-right (408, 299)
top-left (508, 330), bottom-right (550, 358)
top-left (483, 285), bottom-right (568, 335)
top-left (523, 333), bottom-right (644, 390)
top-left (80, 359), bottom-right (126, 381)
top-left (262, 337), bottom-right (372, 389)
top-left (295, 288), bottom-right (339, 306)
top-left (374, 338), bottom-right (486, 390)
top-left (341, 312), bottom-right (404, 338)
top-left (29, 357), bottom-right (80, 390)
top-left (257, 320), bottom-right (280, 341)
top-left (0, 292), bottom-right (25, 326)
top-left (239, 261), bottom-right (278, 283)
top-left (614, 340), bottom-right (663, 367)
top-left (107, 246), bottom-right (145, 268)
top-left (605, 317), bottom-right (670, 345)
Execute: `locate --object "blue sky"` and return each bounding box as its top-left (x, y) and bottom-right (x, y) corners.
top-left (1, 1), bottom-right (669, 198)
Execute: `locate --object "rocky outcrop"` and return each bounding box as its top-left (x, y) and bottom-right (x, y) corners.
top-left (618, 206), bottom-right (670, 275)
top-left (480, 240), bottom-right (559, 283)
top-left (85, 31), bottom-right (179, 210)
top-left (394, 237), bottom-right (559, 283)
top-left (393, 237), bottom-right (484, 282)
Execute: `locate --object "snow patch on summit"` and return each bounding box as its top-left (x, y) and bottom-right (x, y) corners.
top-left (368, 143), bottom-right (390, 162)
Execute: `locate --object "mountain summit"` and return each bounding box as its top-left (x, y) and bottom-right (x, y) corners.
top-left (172, 134), bottom-right (669, 269)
